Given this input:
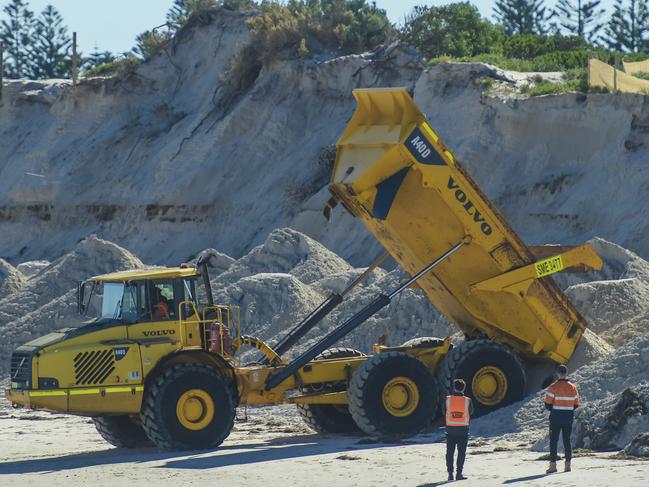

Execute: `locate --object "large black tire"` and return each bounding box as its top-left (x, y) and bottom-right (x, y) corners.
top-left (140, 363), bottom-right (235, 451)
top-left (296, 347), bottom-right (365, 434)
top-left (400, 337), bottom-right (446, 348)
top-left (438, 339), bottom-right (526, 417)
top-left (348, 351), bottom-right (438, 439)
top-left (92, 415), bottom-right (152, 448)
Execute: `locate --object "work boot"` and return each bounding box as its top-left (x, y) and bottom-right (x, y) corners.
top-left (448, 472), bottom-right (454, 481)
top-left (564, 460), bottom-right (571, 472)
top-left (546, 461), bottom-right (557, 474)
top-left (456, 472), bottom-right (466, 480)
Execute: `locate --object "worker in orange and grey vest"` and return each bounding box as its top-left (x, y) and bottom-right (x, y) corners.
top-left (442, 379), bottom-right (474, 481)
top-left (544, 364), bottom-right (580, 474)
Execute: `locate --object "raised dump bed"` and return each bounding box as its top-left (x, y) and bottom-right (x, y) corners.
top-left (328, 87), bottom-right (602, 364)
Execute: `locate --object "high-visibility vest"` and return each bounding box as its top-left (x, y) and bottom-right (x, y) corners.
top-left (445, 395), bottom-right (471, 426)
top-left (544, 380), bottom-right (579, 411)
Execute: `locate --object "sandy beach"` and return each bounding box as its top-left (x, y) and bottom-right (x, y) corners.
top-left (2, 397), bottom-right (647, 487)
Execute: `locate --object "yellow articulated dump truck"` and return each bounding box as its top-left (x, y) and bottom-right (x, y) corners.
top-left (7, 88), bottom-right (602, 451)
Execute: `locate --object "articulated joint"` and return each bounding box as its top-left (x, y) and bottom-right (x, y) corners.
top-left (234, 335), bottom-right (284, 366)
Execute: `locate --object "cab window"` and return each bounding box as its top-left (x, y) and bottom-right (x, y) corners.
top-left (149, 280), bottom-right (175, 321)
top-left (120, 282), bottom-right (139, 322)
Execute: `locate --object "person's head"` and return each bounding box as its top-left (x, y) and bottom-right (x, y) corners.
top-left (556, 364), bottom-right (568, 379)
top-left (453, 379), bottom-right (466, 393)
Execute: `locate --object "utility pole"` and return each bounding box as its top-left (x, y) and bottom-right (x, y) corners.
top-left (0, 43), bottom-right (4, 101)
top-left (72, 32), bottom-right (78, 86)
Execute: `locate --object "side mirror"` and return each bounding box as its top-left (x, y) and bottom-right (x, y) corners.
top-left (77, 281), bottom-right (85, 314)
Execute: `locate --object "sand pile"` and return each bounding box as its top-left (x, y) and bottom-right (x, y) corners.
top-left (561, 238), bottom-right (649, 347)
top-left (15, 260), bottom-right (50, 279)
top-left (0, 259), bottom-right (25, 295)
top-left (209, 228), bottom-right (452, 359)
top-left (0, 236), bottom-right (142, 373)
top-left (213, 228), bottom-right (352, 287)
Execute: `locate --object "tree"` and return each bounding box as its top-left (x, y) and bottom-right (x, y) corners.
top-left (316, 0), bottom-right (393, 51)
top-left (0, 0), bottom-right (35, 78)
top-left (30, 5), bottom-right (72, 79)
top-left (133, 29), bottom-right (173, 60)
top-left (553, 0), bottom-right (605, 41)
top-left (166, 0), bottom-right (256, 31)
top-left (166, 0), bottom-right (191, 30)
top-left (493, 0), bottom-right (555, 35)
top-left (248, 0), bottom-right (392, 61)
top-left (605, 0), bottom-right (649, 51)
top-left (400, 2), bottom-right (501, 58)
top-left (84, 44), bottom-right (114, 72)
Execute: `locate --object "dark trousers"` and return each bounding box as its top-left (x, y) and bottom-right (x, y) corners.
top-left (549, 422), bottom-right (573, 462)
top-left (446, 435), bottom-right (468, 473)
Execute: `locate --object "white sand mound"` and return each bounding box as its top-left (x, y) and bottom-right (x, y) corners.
top-left (191, 248), bottom-right (235, 276)
top-left (0, 259), bottom-right (25, 295)
top-left (560, 239), bottom-right (649, 346)
top-left (215, 228), bottom-right (352, 286)
top-left (15, 260), bottom-right (50, 279)
top-left (206, 229), bottom-right (451, 359)
top-left (213, 272), bottom-right (325, 344)
top-left (0, 236), bottom-right (142, 373)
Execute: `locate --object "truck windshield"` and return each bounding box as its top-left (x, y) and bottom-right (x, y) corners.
top-left (101, 282), bottom-right (125, 319)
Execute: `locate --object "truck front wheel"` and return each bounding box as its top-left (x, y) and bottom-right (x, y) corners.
top-left (140, 362), bottom-right (235, 451)
top-left (93, 415), bottom-right (152, 448)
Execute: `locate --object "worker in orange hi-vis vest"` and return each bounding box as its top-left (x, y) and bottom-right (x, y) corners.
top-left (442, 379), bottom-right (474, 481)
top-left (544, 364), bottom-right (580, 474)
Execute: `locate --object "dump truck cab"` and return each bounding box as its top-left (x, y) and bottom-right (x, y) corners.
top-left (7, 265), bottom-right (238, 416)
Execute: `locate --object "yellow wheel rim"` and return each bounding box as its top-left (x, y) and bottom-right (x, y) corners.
top-left (176, 389), bottom-right (215, 431)
top-left (381, 376), bottom-right (420, 417)
top-left (471, 366), bottom-right (508, 406)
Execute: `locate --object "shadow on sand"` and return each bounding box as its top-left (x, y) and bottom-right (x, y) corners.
top-left (503, 473), bottom-right (549, 483)
top-left (0, 433), bottom-right (407, 475)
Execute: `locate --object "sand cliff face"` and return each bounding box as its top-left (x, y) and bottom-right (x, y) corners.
top-left (2, 11), bottom-right (649, 267)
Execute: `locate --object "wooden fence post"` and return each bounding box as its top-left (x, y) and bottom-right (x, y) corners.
top-left (72, 32), bottom-right (78, 86)
top-left (0, 43), bottom-right (4, 101)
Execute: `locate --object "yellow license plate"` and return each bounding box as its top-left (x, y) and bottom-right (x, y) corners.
top-left (535, 255), bottom-right (564, 278)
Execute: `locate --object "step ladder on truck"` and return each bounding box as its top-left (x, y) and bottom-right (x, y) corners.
top-left (6, 88), bottom-right (602, 451)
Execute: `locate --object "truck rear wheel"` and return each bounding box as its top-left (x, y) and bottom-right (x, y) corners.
top-left (296, 347), bottom-right (365, 434)
top-left (348, 351), bottom-right (438, 439)
top-left (92, 415), bottom-right (152, 448)
top-left (140, 362), bottom-right (235, 451)
top-left (438, 339), bottom-right (525, 416)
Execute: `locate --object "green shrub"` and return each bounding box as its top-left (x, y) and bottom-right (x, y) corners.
top-left (248, 0), bottom-right (393, 63)
top-left (501, 34), bottom-right (590, 59)
top-left (528, 79), bottom-right (585, 96)
top-left (528, 50), bottom-right (589, 70)
top-left (399, 2), bottom-right (502, 58)
top-left (133, 29), bottom-right (173, 60)
top-left (632, 71), bottom-right (649, 80)
top-left (84, 55), bottom-right (142, 78)
top-left (84, 62), bottom-right (116, 77)
top-left (428, 55), bottom-right (453, 65)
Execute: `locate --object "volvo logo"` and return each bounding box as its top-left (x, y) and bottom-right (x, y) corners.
top-left (143, 329), bottom-right (176, 337)
top-left (447, 177), bottom-right (493, 236)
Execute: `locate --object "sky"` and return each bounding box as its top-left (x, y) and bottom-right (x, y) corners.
top-left (3, 0), bottom-right (616, 55)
